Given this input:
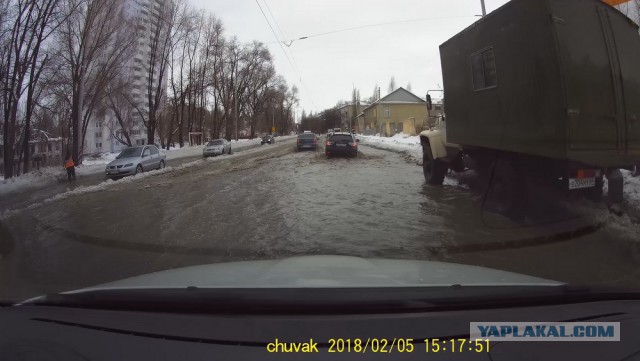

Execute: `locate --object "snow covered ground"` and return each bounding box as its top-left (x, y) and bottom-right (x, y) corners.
top-left (359, 133), bottom-right (423, 164)
top-left (0, 136), bottom-right (294, 196)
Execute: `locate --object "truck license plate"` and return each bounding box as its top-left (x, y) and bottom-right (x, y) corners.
top-left (569, 177), bottom-right (595, 190)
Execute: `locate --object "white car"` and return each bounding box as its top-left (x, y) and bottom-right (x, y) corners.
top-left (203, 139), bottom-right (232, 157)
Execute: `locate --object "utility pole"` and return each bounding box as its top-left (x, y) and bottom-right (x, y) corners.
top-left (234, 77), bottom-right (238, 141)
top-left (480, 0), bottom-right (486, 16)
top-left (272, 105), bottom-right (275, 134)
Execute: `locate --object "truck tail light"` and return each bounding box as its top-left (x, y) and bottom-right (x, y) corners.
top-left (349, 141), bottom-right (357, 147)
top-left (576, 169), bottom-right (600, 178)
top-left (297, 138), bottom-right (301, 144)
top-left (326, 141), bottom-right (333, 146)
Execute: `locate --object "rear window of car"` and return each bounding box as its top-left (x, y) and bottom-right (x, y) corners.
top-left (298, 134), bottom-right (316, 139)
top-left (150, 146), bottom-right (159, 155)
top-left (330, 134), bottom-right (353, 142)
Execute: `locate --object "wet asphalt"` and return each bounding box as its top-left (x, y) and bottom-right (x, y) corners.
top-left (1, 139), bottom-right (640, 301)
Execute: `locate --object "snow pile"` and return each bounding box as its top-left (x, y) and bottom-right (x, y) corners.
top-left (0, 167), bottom-right (66, 196)
top-left (621, 170), bottom-right (640, 209)
top-left (359, 133), bottom-right (423, 163)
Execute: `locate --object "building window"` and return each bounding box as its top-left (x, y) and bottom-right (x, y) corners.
top-left (95, 132), bottom-right (101, 139)
top-left (48, 143), bottom-right (52, 152)
top-left (55, 143), bottom-right (59, 150)
top-left (471, 47), bottom-right (497, 91)
top-left (384, 108), bottom-right (391, 118)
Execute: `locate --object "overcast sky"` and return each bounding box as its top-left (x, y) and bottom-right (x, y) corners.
top-left (188, 0), bottom-right (634, 117)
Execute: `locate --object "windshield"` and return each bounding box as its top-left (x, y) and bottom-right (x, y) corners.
top-left (2, 0), bottom-right (640, 336)
top-left (116, 147), bottom-right (143, 159)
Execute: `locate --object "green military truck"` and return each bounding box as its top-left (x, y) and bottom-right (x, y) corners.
top-left (420, 0), bottom-right (640, 209)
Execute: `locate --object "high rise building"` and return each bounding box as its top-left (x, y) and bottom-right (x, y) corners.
top-left (85, 0), bottom-right (166, 155)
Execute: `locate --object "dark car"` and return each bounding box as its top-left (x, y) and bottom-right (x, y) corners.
top-left (261, 135), bottom-right (274, 145)
top-left (325, 132), bottom-right (358, 158)
top-left (297, 133), bottom-right (318, 151)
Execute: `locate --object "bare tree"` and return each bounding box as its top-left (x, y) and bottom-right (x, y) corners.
top-left (1, 0), bottom-right (63, 178)
top-left (166, 2), bottom-right (195, 148)
top-left (387, 76), bottom-right (396, 94)
top-left (132, 0), bottom-right (183, 146)
top-left (56, 0), bottom-right (137, 164)
top-left (104, 76), bottom-right (134, 146)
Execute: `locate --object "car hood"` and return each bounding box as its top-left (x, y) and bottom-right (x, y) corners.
top-left (204, 145), bottom-right (223, 149)
top-left (107, 157), bottom-right (139, 167)
top-left (73, 256), bottom-right (561, 291)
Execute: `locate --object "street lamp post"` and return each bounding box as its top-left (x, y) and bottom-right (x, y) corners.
top-left (480, 0), bottom-right (486, 16)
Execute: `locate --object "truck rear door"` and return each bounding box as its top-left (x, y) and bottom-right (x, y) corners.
top-left (607, 7), bottom-right (640, 151)
top-left (551, 0), bottom-right (625, 151)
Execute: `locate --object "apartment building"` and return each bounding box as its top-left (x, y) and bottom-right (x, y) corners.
top-left (85, 0), bottom-right (166, 155)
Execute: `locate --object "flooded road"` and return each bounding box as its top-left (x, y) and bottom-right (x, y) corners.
top-left (2, 141), bottom-right (640, 301)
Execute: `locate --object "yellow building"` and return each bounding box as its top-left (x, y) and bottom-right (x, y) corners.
top-left (360, 87), bottom-right (427, 136)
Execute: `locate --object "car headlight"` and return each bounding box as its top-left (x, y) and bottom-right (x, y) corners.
top-left (124, 163), bottom-right (133, 167)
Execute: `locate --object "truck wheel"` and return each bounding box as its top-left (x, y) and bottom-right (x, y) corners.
top-left (607, 169), bottom-right (624, 203)
top-left (484, 159), bottom-right (525, 220)
top-left (423, 158), bottom-right (447, 185)
top-left (585, 176), bottom-right (603, 202)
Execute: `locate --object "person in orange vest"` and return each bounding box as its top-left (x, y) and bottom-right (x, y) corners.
top-left (64, 151), bottom-right (76, 181)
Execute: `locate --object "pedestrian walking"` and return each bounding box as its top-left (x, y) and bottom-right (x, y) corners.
top-left (64, 151), bottom-right (76, 181)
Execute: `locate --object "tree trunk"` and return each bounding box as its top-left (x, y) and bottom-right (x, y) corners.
top-left (3, 110), bottom-right (16, 178)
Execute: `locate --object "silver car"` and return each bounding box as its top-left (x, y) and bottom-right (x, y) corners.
top-left (203, 139), bottom-right (232, 157)
top-left (105, 145), bottom-right (166, 179)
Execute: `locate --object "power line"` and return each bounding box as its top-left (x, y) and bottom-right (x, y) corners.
top-left (255, 0), bottom-right (316, 109)
top-left (268, 15), bottom-right (477, 46)
top-left (262, 0), bottom-right (306, 93)
top-left (262, 0), bottom-right (301, 74)
top-left (263, 0), bottom-right (288, 45)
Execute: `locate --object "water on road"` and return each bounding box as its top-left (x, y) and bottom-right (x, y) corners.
top-left (2, 141), bottom-right (640, 301)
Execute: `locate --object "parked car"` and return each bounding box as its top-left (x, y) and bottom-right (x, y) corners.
top-left (297, 133), bottom-right (318, 151)
top-left (261, 135), bottom-right (275, 145)
top-left (325, 132), bottom-right (358, 158)
top-left (105, 145), bottom-right (166, 179)
top-left (203, 139), bottom-right (232, 157)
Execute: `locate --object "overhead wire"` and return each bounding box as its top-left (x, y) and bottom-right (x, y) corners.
top-left (268, 15), bottom-right (478, 46)
top-left (255, 0), bottom-right (317, 109)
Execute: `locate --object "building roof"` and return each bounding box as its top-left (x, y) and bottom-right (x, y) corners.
top-left (362, 87), bottom-right (425, 112)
